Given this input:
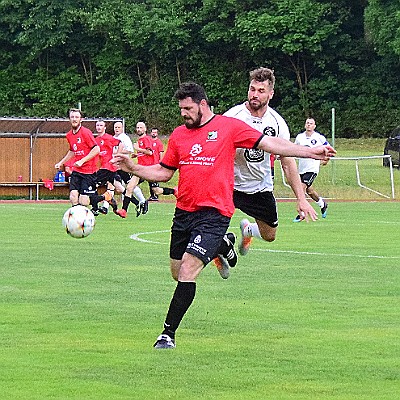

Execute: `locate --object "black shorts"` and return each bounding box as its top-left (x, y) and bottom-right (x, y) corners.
top-left (170, 207), bottom-right (231, 265)
top-left (300, 172), bottom-right (317, 188)
top-left (116, 170), bottom-right (132, 185)
top-left (96, 169), bottom-right (117, 187)
top-left (69, 171), bottom-right (97, 196)
top-left (233, 190), bottom-right (278, 228)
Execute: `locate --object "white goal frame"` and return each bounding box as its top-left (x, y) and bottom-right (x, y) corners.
top-left (331, 155), bottom-right (395, 199)
top-left (280, 154), bottom-right (395, 199)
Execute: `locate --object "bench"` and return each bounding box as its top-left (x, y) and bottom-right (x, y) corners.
top-left (0, 181), bottom-right (69, 200)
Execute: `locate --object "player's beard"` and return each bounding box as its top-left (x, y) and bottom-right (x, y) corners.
top-left (71, 120), bottom-right (81, 131)
top-left (249, 98), bottom-right (268, 111)
top-left (184, 110), bottom-right (202, 129)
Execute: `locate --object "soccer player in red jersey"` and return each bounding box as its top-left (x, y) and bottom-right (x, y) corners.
top-left (91, 120), bottom-right (122, 214)
top-left (130, 121), bottom-right (154, 210)
top-left (55, 108), bottom-right (100, 207)
top-left (112, 82), bottom-right (336, 349)
top-left (134, 121), bottom-right (154, 166)
top-left (148, 127), bottom-right (165, 201)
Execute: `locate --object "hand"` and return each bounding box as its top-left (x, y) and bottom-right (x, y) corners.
top-left (312, 145), bottom-right (336, 161)
top-left (54, 163), bottom-right (62, 169)
top-left (74, 159), bottom-right (84, 168)
top-left (111, 153), bottom-right (136, 172)
top-left (296, 198), bottom-right (318, 222)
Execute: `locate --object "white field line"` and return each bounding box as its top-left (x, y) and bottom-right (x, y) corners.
top-left (130, 230), bottom-right (169, 244)
top-left (130, 230), bottom-right (399, 260)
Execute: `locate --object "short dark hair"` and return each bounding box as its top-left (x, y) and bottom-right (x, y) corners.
top-left (174, 82), bottom-right (208, 104)
top-left (249, 67), bottom-right (275, 88)
top-left (69, 108), bottom-right (83, 117)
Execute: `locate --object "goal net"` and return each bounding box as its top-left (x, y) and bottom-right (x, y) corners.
top-left (274, 155), bottom-right (396, 200)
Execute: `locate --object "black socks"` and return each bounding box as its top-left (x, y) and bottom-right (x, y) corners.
top-left (162, 281), bottom-right (196, 339)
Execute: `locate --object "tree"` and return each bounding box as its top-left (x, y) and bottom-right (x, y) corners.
top-left (365, 0), bottom-right (400, 56)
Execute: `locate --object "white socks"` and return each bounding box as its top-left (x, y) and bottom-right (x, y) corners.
top-left (247, 222), bottom-right (262, 239)
top-left (316, 197), bottom-right (325, 208)
top-left (133, 186), bottom-right (146, 203)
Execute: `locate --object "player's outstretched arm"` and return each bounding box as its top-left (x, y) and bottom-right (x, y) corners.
top-left (111, 153), bottom-right (174, 182)
top-left (258, 136), bottom-right (336, 161)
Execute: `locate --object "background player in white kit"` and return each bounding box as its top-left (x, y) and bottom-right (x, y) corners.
top-left (293, 117), bottom-right (330, 222)
top-left (112, 121), bottom-right (147, 218)
top-left (224, 67), bottom-right (317, 256)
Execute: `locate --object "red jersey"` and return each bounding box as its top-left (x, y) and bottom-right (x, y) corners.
top-left (161, 115), bottom-right (263, 217)
top-left (136, 135), bottom-right (154, 166)
top-left (96, 133), bottom-right (121, 172)
top-left (151, 137), bottom-right (164, 164)
top-left (66, 126), bottom-right (98, 174)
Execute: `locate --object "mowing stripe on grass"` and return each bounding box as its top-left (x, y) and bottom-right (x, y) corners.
top-left (253, 248), bottom-right (400, 259)
top-left (129, 229), bottom-right (399, 260)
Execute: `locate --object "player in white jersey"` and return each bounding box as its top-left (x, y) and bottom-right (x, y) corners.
top-left (293, 117), bottom-right (329, 222)
top-left (113, 121), bottom-right (148, 218)
top-left (224, 67), bottom-right (318, 256)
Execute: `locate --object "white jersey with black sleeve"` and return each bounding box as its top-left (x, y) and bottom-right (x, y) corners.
top-left (294, 131), bottom-right (329, 175)
top-left (224, 102), bottom-right (290, 193)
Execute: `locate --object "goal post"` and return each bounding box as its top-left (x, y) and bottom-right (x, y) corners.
top-left (276, 154), bottom-right (396, 199)
top-left (330, 155), bottom-right (395, 199)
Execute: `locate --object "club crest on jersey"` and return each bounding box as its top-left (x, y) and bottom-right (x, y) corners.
top-left (244, 148), bottom-right (265, 163)
top-left (207, 131), bottom-right (218, 141)
top-left (194, 235), bottom-right (202, 244)
top-left (263, 126), bottom-right (276, 137)
top-left (77, 137), bottom-right (82, 143)
top-left (189, 143), bottom-right (203, 157)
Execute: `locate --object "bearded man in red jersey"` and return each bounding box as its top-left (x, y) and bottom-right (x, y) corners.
top-left (112, 82), bottom-right (336, 350)
top-left (55, 109), bottom-right (101, 207)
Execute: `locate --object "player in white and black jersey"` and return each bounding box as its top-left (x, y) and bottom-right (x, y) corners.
top-left (112, 121), bottom-right (148, 218)
top-left (224, 67), bottom-right (318, 256)
top-left (293, 117), bottom-right (330, 222)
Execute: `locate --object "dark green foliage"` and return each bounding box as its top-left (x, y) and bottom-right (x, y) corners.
top-left (0, 0), bottom-right (399, 136)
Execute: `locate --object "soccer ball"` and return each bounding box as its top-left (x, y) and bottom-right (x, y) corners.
top-left (62, 205), bottom-right (96, 238)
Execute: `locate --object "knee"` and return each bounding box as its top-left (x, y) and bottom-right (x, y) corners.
top-left (171, 269), bottom-right (179, 281)
top-left (262, 234), bottom-right (276, 243)
top-left (70, 191), bottom-right (79, 204)
top-left (79, 195), bottom-right (90, 206)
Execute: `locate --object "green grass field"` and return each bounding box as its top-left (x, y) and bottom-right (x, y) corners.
top-left (0, 200), bottom-right (399, 399)
top-left (272, 138), bottom-right (400, 200)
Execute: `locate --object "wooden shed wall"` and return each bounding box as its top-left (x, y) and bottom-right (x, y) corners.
top-left (0, 137), bottom-right (68, 182)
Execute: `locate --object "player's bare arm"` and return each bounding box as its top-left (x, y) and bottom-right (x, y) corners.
top-left (74, 145), bottom-right (100, 168)
top-left (258, 136), bottom-right (336, 161)
top-left (115, 141), bottom-right (131, 155)
top-left (280, 156), bottom-right (318, 222)
top-left (55, 150), bottom-right (75, 169)
top-left (134, 142), bottom-right (153, 155)
top-left (111, 153), bottom-right (174, 182)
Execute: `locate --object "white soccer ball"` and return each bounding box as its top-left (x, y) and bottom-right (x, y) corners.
top-left (62, 205), bottom-right (96, 238)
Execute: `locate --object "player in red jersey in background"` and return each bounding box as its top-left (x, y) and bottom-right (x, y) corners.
top-left (148, 127), bottom-right (165, 201)
top-left (134, 121), bottom-right (154, 166)
top-left (91, 119), bottom-right (121, 215)
top-left (111, 82), bottom-right (336, 350)
top-left (55, 108), bottom-right (105, 207)
top-left (131, 121), bottom-right (153, 209)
